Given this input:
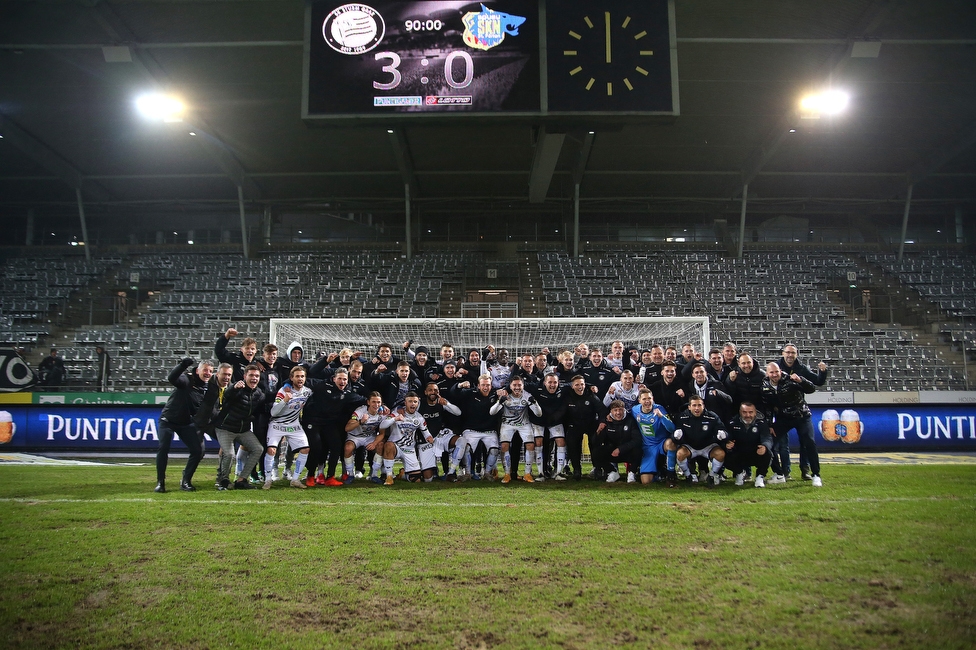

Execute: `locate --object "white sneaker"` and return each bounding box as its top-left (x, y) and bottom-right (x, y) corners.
top-left (554, 474), bottom-right (567, 482)
top-left (768, 474), bottom-right (786, 484)
top-left (283, 469), bottom-right (293, 481)
top-left (735, 471), bottom-right (746, 486)
top-left (606, 471), bottom-right (621, 483)
top-left (354, 471), bottom-right (364, 479)
top-left (626, 472), bottom-right (637, 484)
top-left (262, 479), bottom-right (273, 490)
top-left (754, 475), bottom-right (765, 488)
top-left (289, 478), bottom-right (307, 489)
top-left (812, 475), bottom-right (823, 487)
top-left (710, 473), bottom-right (722, 486)
top-left (271, 468), bottom-right (280, 482)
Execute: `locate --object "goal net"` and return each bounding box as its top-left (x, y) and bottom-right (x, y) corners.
top-left (270, 317), bottom-right (709, 360)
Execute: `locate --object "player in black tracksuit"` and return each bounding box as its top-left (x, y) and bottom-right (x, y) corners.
top-left (304, 368), bottom-right (366, 485)
top-left (672, 395), bottom-right (728, 486)
top-left (156, 358), bottom-right (213, 492)
top-left (563, 375), bottom-right (608, 480)
top-left (650, 361), bottom-right (686, 419)
top-left (724, 402), bottom-right (774, 487)
top-left (532, 373), bottom-right (568, 478)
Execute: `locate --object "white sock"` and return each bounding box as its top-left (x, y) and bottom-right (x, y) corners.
top-left (503, 451), bottom-right (511, 474)
top-left (383, 458), bottom-right (394, 477)
top-left (343, 456), bottom-right (355, 477)
top-left (556, 448), bottom-right (567, 474)
top-left (711, 458), bottom-right (723, 475)
top-left (264, 453), bottom-right (275, 478)
top-left (678, 459), bottom-right (691, 476)
top-left (293, 452), bottom-right (308, 479)
top-left (524, 450), bottom-right (535, 475)
top-left (236, 446), bottom-right (246, 476)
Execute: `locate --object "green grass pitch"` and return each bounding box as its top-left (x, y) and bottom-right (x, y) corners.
top-left (1, 462), bottom-right (974, 649)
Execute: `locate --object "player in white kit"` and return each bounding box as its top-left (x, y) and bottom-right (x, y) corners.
top-left (263, 366), bottom-right (312, 489)
top-left (379, 392), bottom-right (433, 484)
top-left (342, 391), bottom-right (389, 484)
top-left (490, 376), bottom-right (543, 484)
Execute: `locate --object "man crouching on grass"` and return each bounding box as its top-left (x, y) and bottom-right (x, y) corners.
top-left (672, 395), bottom-right (728, 487)
top-left (379, 392), bottom-right (434, 485)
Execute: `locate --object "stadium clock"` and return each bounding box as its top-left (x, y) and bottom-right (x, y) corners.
top-left (545, 0), bottom-right (676, 114)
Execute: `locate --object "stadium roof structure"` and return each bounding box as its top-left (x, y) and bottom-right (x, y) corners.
top-left (1, 0), bottom-right (975, 241)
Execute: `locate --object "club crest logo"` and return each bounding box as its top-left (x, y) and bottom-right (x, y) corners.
top-left (323, 3), bottom-right (385, 55)
top-left (462, 4), bottom-right (525, 51)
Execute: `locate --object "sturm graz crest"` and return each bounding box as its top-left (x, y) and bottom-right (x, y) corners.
top-left (323, 3), bottom-right (385, 55)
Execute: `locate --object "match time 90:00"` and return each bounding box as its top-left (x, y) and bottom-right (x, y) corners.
top-left (404, 19), bottom-right (443, 31)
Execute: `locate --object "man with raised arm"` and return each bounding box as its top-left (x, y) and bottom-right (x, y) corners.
top-left (214, 327), bottom-right (258, 383)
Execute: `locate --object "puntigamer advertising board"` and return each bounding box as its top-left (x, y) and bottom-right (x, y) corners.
top-left (0, 403), bottom-right (974, 452)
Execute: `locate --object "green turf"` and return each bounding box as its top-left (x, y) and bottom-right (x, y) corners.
top-left (1, 463), bottom-right (974, 649)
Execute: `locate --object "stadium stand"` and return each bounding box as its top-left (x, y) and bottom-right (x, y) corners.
top-left (2, 245), bottom-right (970, 393)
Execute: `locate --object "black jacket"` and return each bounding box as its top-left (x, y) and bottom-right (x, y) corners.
top-left (724, 366), bottom-right (768, 415)
top-left (604, 413), bottom-right (642, 459)
top-left (160, 358), bottom-right (208, 426)
top-left (764, 376), bottom-right (816, 420)
top-left (674, 408), bottom-right (727, 450)
top-left (726, 414), bottom-right (773, 453)
top-left (563, 390), bottom-right (607, 431)
top-left (214, 335), bottom-right (253, 383)
top-left (207, 383), bottom-right (266, 434)
top-left (449, 386), bottom-right (500, 432)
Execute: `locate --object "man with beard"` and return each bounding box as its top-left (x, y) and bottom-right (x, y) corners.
top-left (450, 374), bottom-right (501, 481)
top-left (563, 375), bottom-right (607, 480)
top-left (776, 343), bottom-right (829, 480)
top-left (304, 367), bottom-right (366, 486)
top-left (418, 383), bottom-right (465, 481)
top-left (206, 365), bottom-right (266, 491)
top-left (650, 360), bottom-right (686, 419)
top-left (379, 392), bottom-right (434, 484)
top-left (343, 392), bottom-right (389, 484)
top-left (490, 376), bottom-right (542, 484)
top-left (724, 353), bottom-right (767, 415)
top-left (686, 362), bottom-right (734, 425)
top-left (631, 389), bottom-right (677, 486)
top-left (604, 369), bottom-right (641, 411)
top-left (533, 372), bottom-right (568, 480)
top-left (724, 402), bottom-right (772, 488)
top-left (637, 345), bottom-right (665, 389)
top-left (672, 395), bottom-right (728, 487)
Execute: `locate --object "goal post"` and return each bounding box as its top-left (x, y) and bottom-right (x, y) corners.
top-left (270, 317), bottom-right (710, 360)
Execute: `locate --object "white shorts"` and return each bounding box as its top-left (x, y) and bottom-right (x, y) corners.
top-left (433, 429), bottom-right (458, 456)
top-left (266, 422), bottom-right (309, 450)
top-left (416, 440), bottom-right (437, 471)
top-left (681, 443), bottom-right (719, 460)
top-left (392, 441), bottom-right (422, 473)
top-left (463, 429), bottom-right (500, 452)
top-left (500, 423), bottom-right (534, 444)
top-left (532, 423), bottom-right (565, 440)
top-left (346, 434), bottom-right (378, 451)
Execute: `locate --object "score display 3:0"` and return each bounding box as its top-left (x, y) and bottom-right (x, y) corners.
top-left (404, 19), bottom-right (442, 31)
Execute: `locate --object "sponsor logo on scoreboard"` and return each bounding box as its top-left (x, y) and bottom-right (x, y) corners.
top-left (374, 96), bottom-right (423, 106)
top-left (323, 3), bottom-right (386, 55)
top-left (462, 5), bottom-right (526, 51)
top-left (425, 96), bottom-right (473, 106)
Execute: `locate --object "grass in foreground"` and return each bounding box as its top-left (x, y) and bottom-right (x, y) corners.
top-left (1, 462), bottom-right (974, 649)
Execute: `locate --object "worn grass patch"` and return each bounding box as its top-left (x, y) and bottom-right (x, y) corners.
top-left (0, 463), bottom-right (974, 649)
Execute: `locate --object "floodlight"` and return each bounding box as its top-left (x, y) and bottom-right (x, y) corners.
top-left (135, 93), bottom-right (185, 122)
top-left (799, 90), bottom-right (849, 118)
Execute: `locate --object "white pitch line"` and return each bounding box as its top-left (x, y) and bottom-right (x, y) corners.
top-left (0, 495), bottom-right (972, 508)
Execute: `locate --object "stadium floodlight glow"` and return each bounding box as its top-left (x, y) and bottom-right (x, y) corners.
top-left (135, 93), bottom-right (186, 122)
top-left (799, 90), bottom-right (849, 118)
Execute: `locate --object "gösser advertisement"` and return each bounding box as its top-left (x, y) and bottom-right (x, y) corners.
top-left (1, 404), bottom-right (975, 452)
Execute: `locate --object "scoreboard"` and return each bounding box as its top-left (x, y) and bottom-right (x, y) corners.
top-left (303, 0), bottom-right (678, 119)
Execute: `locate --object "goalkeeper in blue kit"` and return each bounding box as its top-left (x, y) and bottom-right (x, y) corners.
top-left (631, 388), bottom-right (677, 486)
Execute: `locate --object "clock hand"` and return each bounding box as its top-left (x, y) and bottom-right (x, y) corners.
top-left (605, 11), bottom-right (611, 64)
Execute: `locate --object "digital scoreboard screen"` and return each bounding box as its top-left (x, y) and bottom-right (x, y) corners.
top-left (305, 1), bottom-right (542, 116)
top-left (302, 0), bottom-right (677, 119)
